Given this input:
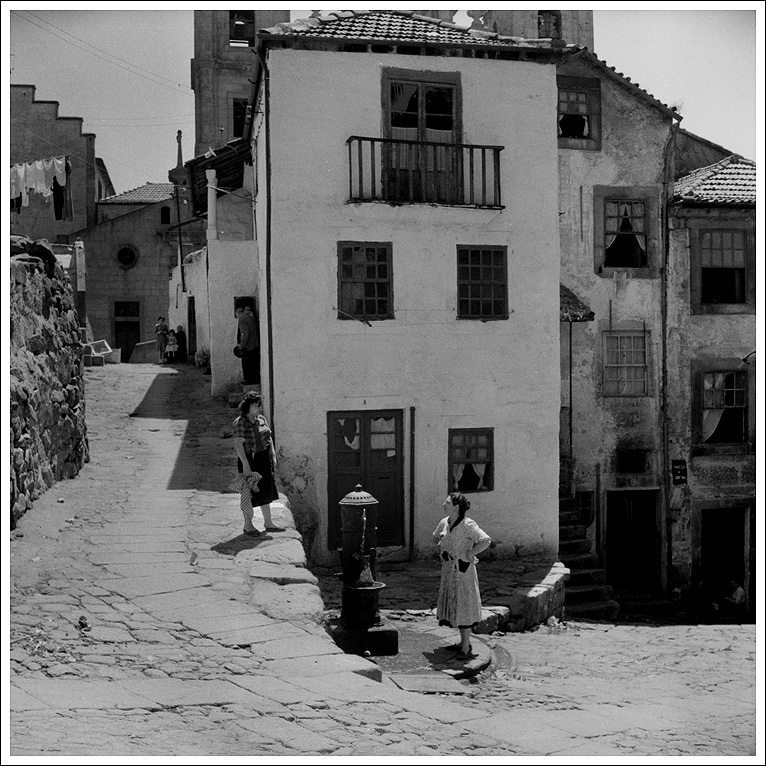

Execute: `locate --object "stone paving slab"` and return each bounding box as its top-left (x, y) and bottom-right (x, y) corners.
top-left (10, 686), bottom-right (53, 711)
top-left (87, 530), bottom-right (182, 542)
top-left (247, 561), bottom-right (318, 585)
top-left (87, 551), bottom-right (190, 565)
top-left (214, 622), bottom-right (308, 647)
top-left (462, 713), bottom-right (580, 754)
top-left (116, 678), bottom-right (264, 708)
top-left (104, 573), bottom-right (204, 599)
top-left (94, 542), bottom-right (188, 554)
top-left (100, 562), bottom-right (196, 579)
top-left (592, 703), bottom-right (687, 730)
top-left (246, 580), bottom-right (325, 621)
top-left (14, 679), bottom-right (157, 711)
top-left (261, 655), bottom-right (383, 681)
top-left (230, 676), bottom-right (327, 704)
top-left (251, 635), bottom-right (343, 661)
top-left (132, 586), bottom-right (219, 614)
top-left (390, 674), bottom-right (469, 694)
top-left (88, 626), bottom-right (136, 643)
top-left (234, 539), bottom-right (307, 567)
top-left (180, 611), bottom-right (276, 635)
top-left (235, 716), bottom-right (338, 753)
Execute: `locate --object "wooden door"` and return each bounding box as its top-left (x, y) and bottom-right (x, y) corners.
top-left (187, 296), bottom-right (197, 358)
top-left (327, 410), bottom-right (404, 550)
top-left (606, 490), bottom-right (659, 592)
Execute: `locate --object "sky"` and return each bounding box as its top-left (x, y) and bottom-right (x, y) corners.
top-left (4, 3), bottom-right (762, 194)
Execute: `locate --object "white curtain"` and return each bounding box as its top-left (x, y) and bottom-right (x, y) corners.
top-left (452, 462), bottom-right (465, 490)
top-left (702, 409), bottom-right (724, 442)
top-left (474, 463), bottom-right (487, 490)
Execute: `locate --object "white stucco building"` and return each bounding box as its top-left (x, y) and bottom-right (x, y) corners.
top-left (237, 11), bottom-right (567, 565)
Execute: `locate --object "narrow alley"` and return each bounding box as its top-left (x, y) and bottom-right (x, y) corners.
top-left (8, 364), bottom-right (757, 757)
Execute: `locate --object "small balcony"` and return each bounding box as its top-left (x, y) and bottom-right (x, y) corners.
top-left (347, 136), bottom-right (504, 208)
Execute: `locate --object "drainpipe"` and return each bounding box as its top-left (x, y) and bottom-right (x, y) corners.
top-left (568, 322), bottom-right (574, 462)
top-left (660, 121), bottom-right (679, 595)
top-left (408, 406), bottom-right (416, 561)
top-left (261, 52), bottom-right (276, 431)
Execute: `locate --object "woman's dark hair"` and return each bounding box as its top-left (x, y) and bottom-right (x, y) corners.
top-left (449, 492), bottom-right (470, 529)
top-left (238, 392), bottom-right (263, 415)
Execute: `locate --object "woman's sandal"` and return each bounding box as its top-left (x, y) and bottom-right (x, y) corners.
top-left (456, 644), bottom-right (474, 661)
top-left (243, 528), bottom-right (262, 537)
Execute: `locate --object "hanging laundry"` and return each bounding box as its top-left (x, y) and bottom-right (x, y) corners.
top-left (10, 154), bottom-right (71, 219)
top-left (53, 159), bottom-right (73, 222)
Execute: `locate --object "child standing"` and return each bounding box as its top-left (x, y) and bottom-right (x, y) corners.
top-left (165, 329), bottom-right (178, 362)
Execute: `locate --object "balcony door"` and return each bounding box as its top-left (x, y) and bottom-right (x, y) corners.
top-left (383, 69), bottom-right (461, 203)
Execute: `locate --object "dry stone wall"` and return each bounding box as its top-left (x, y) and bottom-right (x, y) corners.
top-left (10, 256), bottom-right (88, 528)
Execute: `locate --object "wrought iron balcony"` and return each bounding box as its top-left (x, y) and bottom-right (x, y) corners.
top-left (347, 136), bottom-right (503, 208)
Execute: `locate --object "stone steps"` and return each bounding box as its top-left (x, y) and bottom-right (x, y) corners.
top-left (566, 567), bottom-right (607, 586)
top-left (564, 583), bottom-right (614, 604)
top-left (559, 510), bottom-right (581, 525)
top-left (560, 524), bottom-right (587, 540)
top-left (564, 599), bottom-right (621, 622)
top-left (559, 537), bottom-right (593, 554)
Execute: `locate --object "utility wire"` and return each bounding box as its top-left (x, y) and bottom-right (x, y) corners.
top-left (11, 11), bottom-right (193, 95)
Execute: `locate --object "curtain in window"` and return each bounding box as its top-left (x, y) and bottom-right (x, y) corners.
top-left (338, 418), bottom-right (360, 450)
top-left (473, 462), bottom-right (487, 490)
top-left (452, 462), bottom-right (465, 490)
top-left (702, 409), bottom-right (724, 442)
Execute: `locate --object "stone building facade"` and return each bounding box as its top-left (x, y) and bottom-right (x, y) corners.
top-left (10, 84), bottom-right (111, 242)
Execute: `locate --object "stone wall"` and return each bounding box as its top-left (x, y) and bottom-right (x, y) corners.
top-left (10, 256), bottom-right (88, 528)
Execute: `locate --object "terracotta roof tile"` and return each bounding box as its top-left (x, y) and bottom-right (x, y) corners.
top-left (674, 155), bottom-right (756, 206)
top-left (560, 284), bottom-right (594, 322)
top-left (100, 183), bottom-right (174, 205)
top-left (261, 10), bottom-right (561, 49)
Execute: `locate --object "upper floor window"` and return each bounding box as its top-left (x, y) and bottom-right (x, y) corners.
top-left (229, 11), bottom-right (255, 47)
top-left (594, 186), bottom-right (659, 277)
top-left (160, 206), bottom-right (171, 225)
top-left (337, 242), bottom-right (393, 321)
top-left (700, 230), bottom-right (746, 303)
top-left (232, 98), bottom-right (249, 138)
top-left (604, 332), bottom-right (649, 397)
top-left (538, 10), bottom-right (562, 39)
top-left (605, 200), bottom-right (646, 268)
top-left (557, 76), bottom-right (601, 150)
top-left (702, 371), bottom-right (748, 444)
top-left (457, 246), bottom-right (508, 320)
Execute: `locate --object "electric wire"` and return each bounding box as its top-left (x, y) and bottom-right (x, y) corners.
top-left (11, 10), bottom-right (193, 95)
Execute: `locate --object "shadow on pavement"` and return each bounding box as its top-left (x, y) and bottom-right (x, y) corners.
top-left (211, 534), bottom-right (272, 556)
top-left (128, 365), bottom-right (239, 493)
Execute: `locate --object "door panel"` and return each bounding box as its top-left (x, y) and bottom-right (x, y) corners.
top-left (327, 410), bottom-right (404, 549)
top-left (114, 322), bottom-right (140, 362)
top-left (606, 490), bottom-right (659, 592)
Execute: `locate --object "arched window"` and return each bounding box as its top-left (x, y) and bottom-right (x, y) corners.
top-left (160, 206), bottom-right (171, 225)
top-left (116, 245), bottom-right (139, 270)
top-left (538, 10), bottom-right (561, 39)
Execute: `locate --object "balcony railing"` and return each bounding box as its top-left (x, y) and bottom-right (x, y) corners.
top-left (347, 136), bottom-right (503, 208)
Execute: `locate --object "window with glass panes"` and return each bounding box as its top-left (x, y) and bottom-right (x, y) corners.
top-left (558, 90), bottom-right (590, 138)
top-left (700, 230), bottom-right (747, 304)
top-left (337, 242), bottom-right (393, 320)
top-left (604, 333), bottom-right (648, 396)
top-left (449, 428), bottom-right (493, 492)
top-left (457, 246), bottom-right (508, 320)
top-left (604, 200), bottom-right (647, 267)
top-left (702, 371), bottom-right (747, 443)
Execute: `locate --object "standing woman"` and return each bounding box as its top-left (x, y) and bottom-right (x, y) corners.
top-left (433, 493), bottom-right (491, 659)
top-left (232, 392), bottom-right (283, 535)
top-left (154, 315), bottom-right (168, 363)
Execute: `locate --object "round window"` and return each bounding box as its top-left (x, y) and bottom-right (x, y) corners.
top-left (117, 246), bottom-right (138, 269)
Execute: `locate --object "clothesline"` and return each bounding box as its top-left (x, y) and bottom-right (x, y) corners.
top-left (10, 154), bottom-right (73, 221)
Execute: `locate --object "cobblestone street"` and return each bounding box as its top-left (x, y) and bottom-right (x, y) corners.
top-left (6, 364), bottom-right (760, 758)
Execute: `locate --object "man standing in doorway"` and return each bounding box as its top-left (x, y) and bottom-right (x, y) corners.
top-left (236, 305), bottom-right (260, 385)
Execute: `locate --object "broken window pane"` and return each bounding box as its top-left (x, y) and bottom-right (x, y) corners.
top-left (604, 200), bottom-right (647, 267)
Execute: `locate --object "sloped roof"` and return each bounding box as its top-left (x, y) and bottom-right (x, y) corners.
top-left (100, 183), bottom-right (174, 205)
top-left (562, 48), bottom-right (681, 120)
top-left (560, 284), bottom-right (594, 322)
top-left (260, 10), bottom-right (565, 50)
top-left (674, 155), bottom-right (755, 206)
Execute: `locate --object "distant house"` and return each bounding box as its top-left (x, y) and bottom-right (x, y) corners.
top-left (666, 155), bottom-right (756, 614)
top-left (72, 182), bottom-right (204, 361)
top-left (10, 84), bottom-right (112, 242)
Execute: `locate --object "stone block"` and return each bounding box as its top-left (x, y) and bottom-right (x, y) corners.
top-left (330, 620), bottom-right (399, 656)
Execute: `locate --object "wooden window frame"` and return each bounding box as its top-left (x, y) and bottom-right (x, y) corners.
top-left (594, 185), bottom-right (660, 278)
top-left (689, 221), bottom-right (755, 315)
top-left (603, 331), bottom-right (650, 398)
top-left (557, 75), bottom-right (601, 151)
top-left (448, 428), bottom-right (494, 493)
top-left (337, 242), bottom-right (394, 321)
top-left (456, 245), bottom-right (508, 321)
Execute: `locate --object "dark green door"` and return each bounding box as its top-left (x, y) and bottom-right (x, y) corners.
top-left (327, 410), bottom-right (404, 550)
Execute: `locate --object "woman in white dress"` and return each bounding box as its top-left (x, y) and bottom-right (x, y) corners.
top-left (433, 493), bottom-right (491, 659)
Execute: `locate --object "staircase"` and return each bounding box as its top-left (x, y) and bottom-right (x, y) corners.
top-left (558, 496), bottom-right (621, 621)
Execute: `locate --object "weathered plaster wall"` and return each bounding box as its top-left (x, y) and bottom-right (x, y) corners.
top-left (261, 49), bottom-right (562, 566)
top-left (169, 248), bottom-right (210, 365)
top-left (558, 59), bottom-right (674, 503)
top-left (10, 85), bottom-right (97, 240)
top-left (10, 257), bottom-right (88, 528)
top-left (664, 207), bottom-right (755, 592)
top-left (73, 202), bottom-right (176, 356)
